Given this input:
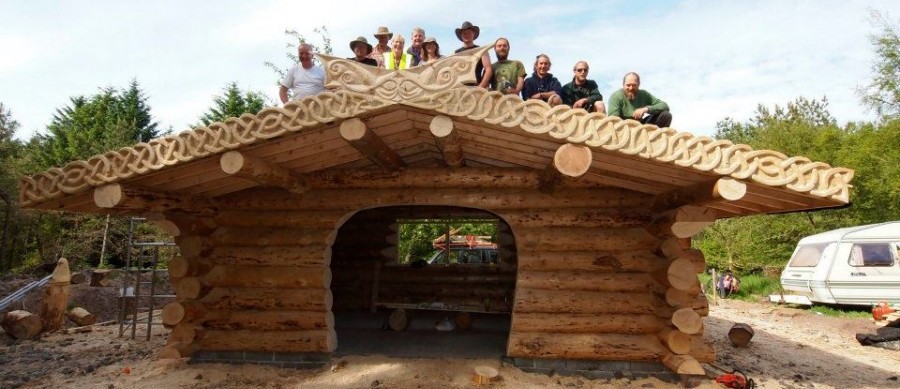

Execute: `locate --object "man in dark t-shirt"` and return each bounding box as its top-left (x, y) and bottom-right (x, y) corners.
top-left (348, 36), bottom-right (377, 66)
top-left (453, 21), bottom-right (492, 88)
top-left (561, 61), bottom-right (606, 113)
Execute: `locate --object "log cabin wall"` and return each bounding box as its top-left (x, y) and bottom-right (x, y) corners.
top-left (159, 184), bottom-right (715, 372)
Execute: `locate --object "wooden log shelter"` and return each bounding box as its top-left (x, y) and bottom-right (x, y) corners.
top-left (18, 46), bottom-right (854, 376)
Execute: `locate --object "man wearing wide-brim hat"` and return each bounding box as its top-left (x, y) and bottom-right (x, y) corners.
top-left (454, 21), bottom-right (492, 88)
top-left (348, 36), bottom-right (378, 66)
top-left (370, 26), bottom-right (393, 67)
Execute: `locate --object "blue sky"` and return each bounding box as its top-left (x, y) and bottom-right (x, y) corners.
top-left (2, 0), bottom-right (899, 141)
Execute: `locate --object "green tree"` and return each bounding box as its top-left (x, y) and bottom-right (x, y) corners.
top-left (28, 80), bottom-right (160, 170)
top-left (264, 26), bottom-right (333, 80)
top-left (859, 10), bottom-right (900, 119)
top-left (0, 103), bottom-right (23, 271)
top-left (197, 82), bottom-right (268, 126)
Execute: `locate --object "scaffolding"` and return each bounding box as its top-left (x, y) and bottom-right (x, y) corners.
top-left (118, 217), bottom-right (177, 340)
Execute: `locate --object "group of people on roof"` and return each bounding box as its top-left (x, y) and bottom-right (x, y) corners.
top-left (278, 21), bottom-right (672, 128)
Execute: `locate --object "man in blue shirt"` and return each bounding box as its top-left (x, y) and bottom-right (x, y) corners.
top-left (522, 54), bottom-right (562, 106)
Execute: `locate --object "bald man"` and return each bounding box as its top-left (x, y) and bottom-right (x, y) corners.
top-left (607, 72), bottom-right (671, 127)
top-left (279, 43), bottom-right (325, 104)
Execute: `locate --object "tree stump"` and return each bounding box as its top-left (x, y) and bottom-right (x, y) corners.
top-left (90, 269), bottom-right (112, 287)
top-left (70, 272), bottom-right (87, 285)
top-left (41, 258), bottom-right (71, 332)
top-left (388, 308), bottom-right (408, 332)
top-left (66, 307), bottom-right (96, 327)
top-left (1, 310), bottom-right (43, 339)
top-left (728, 322), bottom-right (755, 347)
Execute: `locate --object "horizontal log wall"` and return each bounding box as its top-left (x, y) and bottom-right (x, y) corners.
top-left (163, 203), bottom-right (345, 358)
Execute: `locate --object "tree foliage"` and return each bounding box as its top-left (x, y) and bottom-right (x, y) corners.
top-left (197, 82), bottom-right (268, 127)
top-left (398, 219), bottom-right (498, 264)
top-left (859, 10), bottom-right (900, 119)
top-left (264, 26), bottom-right (333, 81)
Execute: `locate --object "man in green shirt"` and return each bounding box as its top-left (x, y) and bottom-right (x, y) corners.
top-left (489, 38), bottom-right (526, 95)
top-left (607, 72), bottom-right (672, 127)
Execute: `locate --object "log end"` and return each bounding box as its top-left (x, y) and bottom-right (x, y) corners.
top-left (429, 115), bottom-right (454, 138)
top-left (220, 151), bottom-right (245, 175)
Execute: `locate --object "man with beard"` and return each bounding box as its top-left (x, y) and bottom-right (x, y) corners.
top-left (561, 61), bottom-right (606, 114)
top-left (522, 54), bottom-right (562, 106)
top-left (489, 38), bottom-right (526, 96)
top-left (407, 27), bottom-right (426, 66)
top-left (279, 43), bottom-right (325, 104)
top-left (608, 72), bottom-right (671, 127)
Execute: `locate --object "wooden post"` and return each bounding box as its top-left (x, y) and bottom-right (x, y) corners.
top-left (340, 118), bottom-right (405, 172)
top-left (41, 258), bottom-right (70, 332)
top-left (220, 151), bottom-right (308, 194)
top-left (430, 115), bottom-right (465, 167)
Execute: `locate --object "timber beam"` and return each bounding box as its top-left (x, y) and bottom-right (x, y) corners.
top-left (650, 177), bottom-right (746, 212)
top-left (219, 151), bottom-right (308, 194)
top-left (429, 115), bottom-right (465, 167)
top-left (93, 183), bottom-right (213, 214)
top-left (340, 118), bottom-right (406, 172)
top-left (539, 143), bottom-right (592, 194)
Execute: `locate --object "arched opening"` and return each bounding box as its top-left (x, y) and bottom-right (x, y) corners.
top-left (329, 205), bottom-right (517, 358)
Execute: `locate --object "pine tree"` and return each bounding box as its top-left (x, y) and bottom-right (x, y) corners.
top-left (198, 82), bottom-right (268, 126)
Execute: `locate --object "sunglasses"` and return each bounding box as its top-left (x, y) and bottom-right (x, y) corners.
top-left (575, 68), bottom-right (588, 73)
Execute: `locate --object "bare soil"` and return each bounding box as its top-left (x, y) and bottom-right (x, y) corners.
top-left (2, 276), bottom-right (899, 389)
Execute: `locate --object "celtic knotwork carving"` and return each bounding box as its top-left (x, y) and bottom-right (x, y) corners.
top-left (19, 90), bottom-right (391, 206)
top-left (20, 44), bottom-right (853, 208)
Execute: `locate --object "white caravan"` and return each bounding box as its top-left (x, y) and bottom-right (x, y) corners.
top-left (772, 221), bottom-right (900, 306)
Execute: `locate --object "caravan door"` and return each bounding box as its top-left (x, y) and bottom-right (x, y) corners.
top-left (826, 241), bottom-right (900, 305)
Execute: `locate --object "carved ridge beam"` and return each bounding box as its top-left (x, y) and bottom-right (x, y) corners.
top-left (429, 115), bottom-right (464, 167)
top-left (339, 118), bottom-right (406, 172)
top-left (539, 143), bottom-right (592, 194)
top-left (93, 183), bottom-right (214, 214)
top-left (219, 151), bottom-right (308, 194)
top-left (650, 177), bottom-right (747, 212)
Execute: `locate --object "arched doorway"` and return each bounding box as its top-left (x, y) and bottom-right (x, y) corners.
top-left (328, 205), bottom-right (517, 358)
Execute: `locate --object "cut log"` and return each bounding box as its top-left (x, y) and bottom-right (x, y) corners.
top-left (70, 272), bottom-right (87, 285)
top-left (507, 332), bottom-right (665, 360)
top-left (518, 250), bottom-right (666, 272)
top-left (340, 118), bottom-right (405, 172)
top-left (169, 323), bottom-right (207, 343)
top-left (497, 208), bottom-right (651, 229)
top-left (650, 177), bottom-right (747, 212)
top-left (89, 269), bottom-right (111, 287)
top-left (388, 308), bottom-right (409, 331)
top-left (208, 245), bottom-right (331, 267)
top-left (538, 144), bottom-right (592, 193)
top-left (173, 277), bottom-right (211, 300)
top-left (664, 288), bottom-right (709, 312)
top-left (220, 151), bottom-right (309, 194)
top-left (202, 265), bottom-right (331, 289)
top-left (1, 310), bottom-right (42, 339)
top-left (654, 258), bottom-right (701, 292)
top-left (661, 354), bottom-right (705, 375)
top-left (728, 323), bottom-right (755, 347)
top-left (168, 256), bottom-right (212, 279)
top-left (210, 226), bottom-right (331, 246)
top-left (215, 210), bottom-right (348, 229)
top-left (648, 205), bottom-right (716, 238)
top-left (690, 336), bottom-right (716, 363)
top-left (175, 235), bottom-right (211, 258)
top-left (671, 308), bottom-right (703, 335)
top-left (66, 307), bottom-right (96, 327)
top-left (200, 287), bottom-right (333, 311)
top-left (516, 227), bottom-right (659, 252)
top-left (511, 313), bottom-right (664, 334)
top-left (93, 183), bottom-right (213, 213)
top-left (430, 115), bottom-right (465, 167)
top-left (514, 288), bottom-right (659, 314)
top-left (199, 329), bottom-right (337, 353)
top-left (201, 310), bottom-right (334, 331)
top-left (163, 212), bottom-right (218, 236)
top-left (41, 258), bottom-right (70, 332)
top-left (657, 326), bottom-right (692, 355)
top-left (161, 301), bottom-right (207, 327)
top-left (158, 341), bottom-right (199, 359)
top-left (517, 270), bottom-right (660, 293)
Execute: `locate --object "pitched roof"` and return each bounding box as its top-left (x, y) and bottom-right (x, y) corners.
top-left (18, 46), bottom-right (853, 216)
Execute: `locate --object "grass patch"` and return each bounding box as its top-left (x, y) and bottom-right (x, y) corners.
top-left (806, 305), bottom-right (872, 319)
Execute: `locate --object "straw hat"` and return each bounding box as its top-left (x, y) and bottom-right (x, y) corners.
top-left (454, 21), bottom-right (480, 41)
top-left (373, 26), bottom-right (393, 39)
top-left (349, 36), bottom-right (373, 55)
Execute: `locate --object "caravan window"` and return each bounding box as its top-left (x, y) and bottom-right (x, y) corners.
top-left (848, 243), bottom-right (895, 267)
top-left (787, 243), bottom-right (829, 267)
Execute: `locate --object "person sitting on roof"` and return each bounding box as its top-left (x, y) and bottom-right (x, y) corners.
top-left (382, 35), bottom-right (411, 70)
top-left (369, 26), bottom-right (393, 67)
top-left (453, 21), bottom-right (493, 88)
top-left (407, 27), bottom-right (426, 67)
top-left (522, 54), bottom-right (563, 106)
top-left (490, 38), bottom-right (525, 95)
top-left (561, 60), bottom-right (606, 114)
top-left (608, 72), bottom-right (672, 127)
top-left (421, 37), bottom-right (442, 64)
top-left (348, 36), bottom-right (378, 66)
top-left (279, 43), bottom-right (325, 104)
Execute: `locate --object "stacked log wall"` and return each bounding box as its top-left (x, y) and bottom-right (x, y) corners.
top-left (161, 203), bottom-right (342, 358)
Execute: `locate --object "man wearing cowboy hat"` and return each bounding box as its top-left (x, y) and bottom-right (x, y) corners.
top-left (454, 21), bottom-right (492, 88)
top-left (369, 26), bottom-right (393, 67)
top-left (279, 43), bottom-right (325, 104)
top-left (348, 36), bottom-right (377, 66)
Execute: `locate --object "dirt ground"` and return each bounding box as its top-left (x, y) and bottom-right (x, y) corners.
top-left (2, 276), bottom-right (899, 389)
